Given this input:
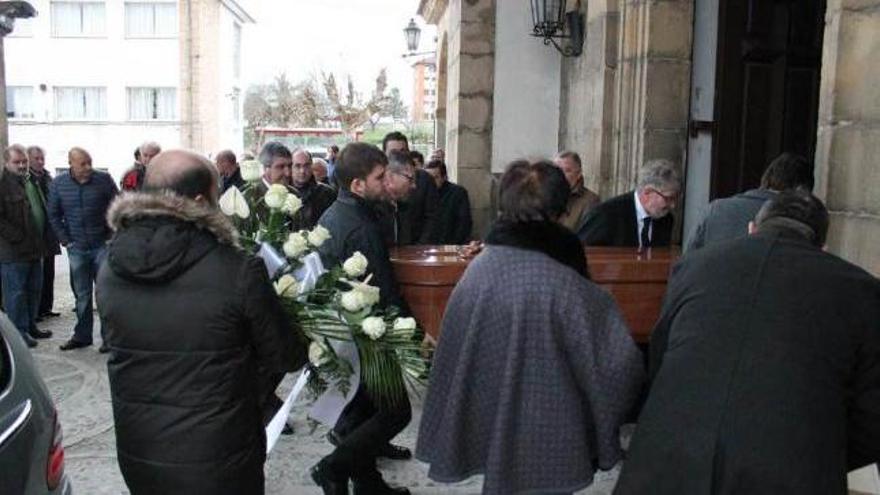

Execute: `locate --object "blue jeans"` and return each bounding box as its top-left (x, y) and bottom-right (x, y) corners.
top-left (0, 260), bottom-right (43, 339)
top-left (69, 246), bottom-right (105, 344)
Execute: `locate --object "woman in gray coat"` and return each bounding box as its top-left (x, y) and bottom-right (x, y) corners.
top-left (416, 160), bottom-right (645, 495)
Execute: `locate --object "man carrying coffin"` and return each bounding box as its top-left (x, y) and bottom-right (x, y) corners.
top-left (616, 190), bottom-right (880, 494)
top-left (97, 150), bottom-right (308, 494)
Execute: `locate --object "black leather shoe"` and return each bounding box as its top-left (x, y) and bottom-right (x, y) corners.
top-left (99, 344), bottom-right (110, 354)
top-left (310, 460), bottom-right (349, 495)
top-left (377, 443), bottom-right (412, 461)
top-left (352, 476), bottom-right (410, 495)
top-left (41, 311), bottom-right (61, 318)
top-left (21, 333), bottom-right (38, 348)
top-left (29, 327), bottom-right (53, 339)
top-left (60, 339), bottom-right (91, 351)
top-left (281, 422), bottom-right (294, 435)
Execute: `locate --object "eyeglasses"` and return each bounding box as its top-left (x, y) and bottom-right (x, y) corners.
top-left (393, 171), bottom-right (415, 183)
top-left (651, 188), bottom-right (679, 203)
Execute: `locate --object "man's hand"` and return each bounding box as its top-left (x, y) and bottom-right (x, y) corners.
top-left (457, 241), bottom-right (483, 260)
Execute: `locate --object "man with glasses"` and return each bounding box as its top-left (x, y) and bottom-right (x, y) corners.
top-left (378, 150), bottom-right (419, 246)
top-left (289, 148), bottom-right (336, 231)
top-left (578, 159), bottom-right (681, 248)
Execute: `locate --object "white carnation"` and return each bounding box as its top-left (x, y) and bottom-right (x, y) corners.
top-left (240, 160), bottom-right (263, 182)
top-left (340, 290), bottom-right (365, 312)
top-left (309, 341), bottom-right (331, 367)
top-left (281, 193), bottom-right (303, 216)
top-left (361, 316), bottom-right (387, 340)
top-left (353, 283), bottom-right (380, 307)
top-left (264, 184), bottom-right (289, 210)
top-left (282, 232), bottom-right (309, 259)
top-left (307, 225), bottom-right (331, 247)
top-left (342, 251), bottom-right (369, 278)
top-left (274, 274), bottom-right (298, 298)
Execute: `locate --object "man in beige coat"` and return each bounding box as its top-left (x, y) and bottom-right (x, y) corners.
top-left (554, 151), bottom-right (600, 232)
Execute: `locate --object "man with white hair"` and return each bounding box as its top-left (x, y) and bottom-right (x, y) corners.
top-left (578, 159), bottom-right (681, 248)
top-left (121, 142), bottom-right (161, 192)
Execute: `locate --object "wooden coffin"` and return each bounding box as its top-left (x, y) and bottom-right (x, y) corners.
top-left (391, 245), bottom-right (679, 344)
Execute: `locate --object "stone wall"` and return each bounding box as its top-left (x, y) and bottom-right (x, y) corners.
top-left (815, 0), bottom-right (880, 276)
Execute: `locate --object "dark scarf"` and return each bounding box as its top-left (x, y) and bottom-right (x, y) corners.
top-left (485, 220), bottom-right (590, 279)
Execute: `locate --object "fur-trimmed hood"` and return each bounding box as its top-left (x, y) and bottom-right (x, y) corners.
top-left (108, 192), bottom-right (239, 247)
top-left (105, 192), bottom-right (240, 284)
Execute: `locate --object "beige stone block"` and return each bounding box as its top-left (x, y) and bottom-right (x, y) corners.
top-left (458, 95), bottom-right (493, 132)
top-left (461, 19), bottom-right (494, 56)
top-left (641, 128), bottom-right (686, 169)
top-left (643, 60), bottom-right (691, 128)
top-left (826, 213), bottom-right (880, 276)
top-left (460, 0), bottom-right (495, 25)
top-left (455, 129), bottom-right (492, 168)
top-left (458, 54), bottom-right (495, 94)
top-left (823, 125), bottom-right (880, 215)
top-left (456, 167), bottom-right (495, 212)
top-left (647, 0), bottom-right (693, 59)
top-left (822, 9), bottom-right (880, 121)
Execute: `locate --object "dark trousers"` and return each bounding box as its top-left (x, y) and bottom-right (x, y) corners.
top-left (39, 255), bottom-right (55, 315)
top-left (325, 385), bottom-right (411, 478)
top-left (1, 260), bottom-right (43, 338)
top-left (68, 247), bottom-right (105, 344)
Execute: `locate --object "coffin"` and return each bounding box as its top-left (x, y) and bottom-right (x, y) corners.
top-left (391, 245), bottom-right (680, 344)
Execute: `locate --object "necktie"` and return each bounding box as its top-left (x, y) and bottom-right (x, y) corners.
top-left (640, 216), bottom-right (652, 249)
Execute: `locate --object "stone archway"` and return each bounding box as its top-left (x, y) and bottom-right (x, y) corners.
top-left (435, 31), bottom-right (448, 154)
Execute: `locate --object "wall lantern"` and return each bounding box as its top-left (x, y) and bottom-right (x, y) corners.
top-left (404, 18), bottom-right (421, 53)
top-left (529, 0), bottom-right (584, 57)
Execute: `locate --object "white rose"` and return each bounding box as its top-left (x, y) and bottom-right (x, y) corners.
top-left (240, 160), bottom-right (263, 182)
top-left (393, 317), bottom-right (417, 331)
top-left (309, 341), bottom-right (331, 367)
top-left (340, 290), bottom-right (365, 312)
top-left (342, 251), bottom-right (369, 278)
top-left (274, 274), bottom-right (298, 298)
top-left (361, 316), bottom-right (387, 340)
top-left (264, 184), bottom-right (289, 210)
top-left (282, 232), bottom-right (309, 259)
top-left (281, 193), bottom-right (303, 216)
top-left (307, 225), bottom-right (331, 247)
top-left (353, 283), bottom-right (380, 307)
top-left (218, 186), bottom-right (250, 219)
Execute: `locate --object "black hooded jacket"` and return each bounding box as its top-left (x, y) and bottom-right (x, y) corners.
top-left (96, 192), bottom-right (307, 494)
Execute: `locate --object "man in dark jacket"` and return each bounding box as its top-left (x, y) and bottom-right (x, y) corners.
top-left (615, 190), bottom-right (880, 494)
top-left (97, 150), bottom-right (308, 495)
top-left (48, 147), bottom-right (118, 351)
top-left (424, 159), bottom-right (472, 244)
top-left (215, 149), bottom-right (245, 194)
top-left (313, 142), bottom-right (411, 495)
top-left (578, 159), bottom-right (680, 248)
top-left (0, 144), bottom-right (47, 347)
top-left (685, 152), bottom-right (814, 251)
top-left (27, 145), bottom-right (62, 320)
top-left (382, 132), bottom-right (440, 244)
top-left (290, 148), bottom-right (336, 231)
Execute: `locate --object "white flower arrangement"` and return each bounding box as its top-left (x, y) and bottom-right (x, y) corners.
top-left (264, 184), bottom-right (289, 210)
top-left (218, 186), bottom-right (250, 219)
top-left (307, 225), bottom-right (331, 247)
top-left (240, 160), bottom-right (263, 182)
top-left (281, 194), bottom-right (303, 216)
top-left (309, 341), bottom-right (331, 367)
top-left (343, 251), bottom-right (368, 278)
top-left (361, 316), bottom-right (387, 340)
top-left (283, 232), bottom-right (309, 259)
top-left (274, 274), bottom-right (299, 298)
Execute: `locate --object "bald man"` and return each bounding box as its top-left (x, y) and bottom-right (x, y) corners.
top-left (215, 149), bottom-right (245, 193)
top-left (48, 147), bottom-right (118, 351)
top-left (97, 149), bottom-right (307, 494)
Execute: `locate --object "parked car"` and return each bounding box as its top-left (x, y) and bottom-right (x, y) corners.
top-left (0, 312), bottom-right (72, 494)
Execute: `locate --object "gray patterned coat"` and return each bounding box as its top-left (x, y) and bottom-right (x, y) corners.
top-left (416, 245), bottom-right (645, 494)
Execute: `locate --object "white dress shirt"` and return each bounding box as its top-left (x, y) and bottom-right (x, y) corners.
top-left (634, 190), bottom-right (652, 248)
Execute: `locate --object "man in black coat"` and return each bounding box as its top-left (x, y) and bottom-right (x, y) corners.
top-left (615, 190), bottom-right (880, 494)
top-left (424, 159), bottom-right (472, 244)
top-left (290, 148), bottom-right (336, 231)
top-left (578, 159), bottom-right (681, 248)
top-left (215, 149), bottom-right (246, 194)
top-left (313, 142), bottom-right (411, 495)
top-left (96, 150), bottom-right (308, 495)
top-left (382, 132), bottom-right (440, 244)
top-left (26, 146), bottom-right (62, 321)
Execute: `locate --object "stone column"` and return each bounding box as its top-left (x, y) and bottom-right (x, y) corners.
top-left (814, 0), bottom-right (880, 275)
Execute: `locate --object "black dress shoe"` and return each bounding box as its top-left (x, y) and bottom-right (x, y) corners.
top-left (281, 422), bottom-right (294, 435)
top-left (21, 333), bottom-right (38, 348)
top-left (352, 475), bottom-right (410, 495)
top-left (377, 443), bottom-right (412, 461)
top-left (59, 339), bottom-right (91, 351)
top-left (41, 311), bottom-right (61, 318)
top-left (30, 328), bottom-right (53, 339)
top-left (98, 344), bottom-right (110, 354)
top-left (310, 460), bottom-right (349, 495)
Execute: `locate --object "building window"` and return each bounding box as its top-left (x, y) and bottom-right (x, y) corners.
top-left (127, 87), bottom-right (177, 120)
top-left (54, 87), bottom-right (107, 120)
top-left (125, 2), bottom-right (178, 38)
top-left (6, 87), bottom-right (35, 119)
top-left (233, 23), bottom-right (242, 79)
top-left (51, 1), bottom-right (106, 37)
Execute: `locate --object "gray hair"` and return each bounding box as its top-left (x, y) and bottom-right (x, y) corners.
top-left (637, 159), bottom-right (681, 192)
top-left (386, 149), bottom-right (414, 174)
top-left (140, 141), bottom-right (161, 155)
top-left (291, 147), bottom-right (313, 163)
top-left (258, 141), bottom-right (292, 168)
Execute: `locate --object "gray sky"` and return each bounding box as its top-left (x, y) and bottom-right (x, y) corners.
top-left (242, 0), bottom-right (436, 106)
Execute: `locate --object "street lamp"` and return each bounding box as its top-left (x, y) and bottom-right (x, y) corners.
top-left (0, 1), bottom-right (37, 151)
top-left (529, 0), bottom-right (583, 57)
top-left (404, 18), bottom-right (421, 53)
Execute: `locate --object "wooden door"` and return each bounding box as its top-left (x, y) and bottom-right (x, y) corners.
top-left (712, 0), bottom-right (825, 199)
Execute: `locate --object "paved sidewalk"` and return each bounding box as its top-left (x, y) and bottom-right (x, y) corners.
top-left (30, 256), bottom-right (620, 494)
